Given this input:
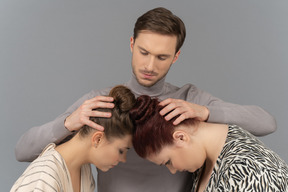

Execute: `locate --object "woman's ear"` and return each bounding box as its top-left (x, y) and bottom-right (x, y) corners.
top-left (91, 131), bottom-right (105, 148)
top-left (172, 130), bottom-right (189, 147)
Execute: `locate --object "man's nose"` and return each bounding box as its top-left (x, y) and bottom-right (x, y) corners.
top-left (145, 56), bottom-right (156, 71)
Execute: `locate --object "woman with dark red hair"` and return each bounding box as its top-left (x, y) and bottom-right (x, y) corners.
top-left (130, 95), bottom-right (288, 191)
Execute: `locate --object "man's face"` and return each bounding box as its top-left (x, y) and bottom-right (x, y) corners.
top-left (130, 31), bottom-right (180, 87)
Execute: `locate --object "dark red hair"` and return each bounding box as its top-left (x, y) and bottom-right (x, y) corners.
top-left (130, 95), bottom-right (199, 158)
top-left (130, 95), bottom-right (175, 158)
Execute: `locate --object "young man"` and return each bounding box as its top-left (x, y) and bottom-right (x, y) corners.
top-left (15, 7), bottom-right (276, 192)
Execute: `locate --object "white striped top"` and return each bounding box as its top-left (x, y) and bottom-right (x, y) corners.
top-left (11, 143), bottom-right (95, 192)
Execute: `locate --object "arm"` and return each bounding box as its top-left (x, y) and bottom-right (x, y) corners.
top-left (10, 168), bottom-right (62, 192)
top-left (159, 85), bottom-right (276, 136)
top-left (12, 145), bottom-right (66, 191)
top-left (204, 96), bottom-right (277, 136)
top-left (15, 89), bottom-right (112, 162)
top-left (218, 160), bottom-right (282, 191)
top-left (15, 113), bottom-right (71, 162)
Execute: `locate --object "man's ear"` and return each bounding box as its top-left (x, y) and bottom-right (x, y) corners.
top-left (172, 50), bottom-right (181, 64)
top-left (130, 36), bottom-right (134, 52)
top-left (91, 131), bottom-right (105, 148)
top-left (172, 130), bottom-right (189, 147)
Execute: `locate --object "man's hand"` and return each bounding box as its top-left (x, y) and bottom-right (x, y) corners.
top-left (64, 96), bottom-right (114, 132)
top-left (159, 98), bottom-right (209, 125)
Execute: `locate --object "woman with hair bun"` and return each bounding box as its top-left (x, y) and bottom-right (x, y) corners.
top-left (11, 85), bottom-right (136, 192)
top-left (130, 95), bottom-right (288, 191)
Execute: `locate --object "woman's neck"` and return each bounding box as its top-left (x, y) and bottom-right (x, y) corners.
top-left (56, 135), bottom-right (89, 192)
top-left (200, 123), bottom-right (228, 161)
top-left (196, 122), bottom-right (228, 191)
top-left (56, 135), bottom-right (88, 171)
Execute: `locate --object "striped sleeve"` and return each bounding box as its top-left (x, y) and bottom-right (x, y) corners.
top-left (11, 144), bottom-right (69, 192)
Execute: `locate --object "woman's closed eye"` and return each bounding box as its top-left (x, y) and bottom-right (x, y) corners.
top-left (119, 147), bottom-right (130, 155)
top-left (119, 149), bottom-right (124, 154)
top-left (165, 160), bottom-right (171, 166)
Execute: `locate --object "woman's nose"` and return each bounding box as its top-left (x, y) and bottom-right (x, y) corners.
top-left (167, 166), bottom-right (177, 174)
top-left (119, 154), bottom-right (127, 163)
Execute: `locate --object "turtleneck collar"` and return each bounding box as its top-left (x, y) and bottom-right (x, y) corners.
top-left (126, 72), bottom-right (166, 97)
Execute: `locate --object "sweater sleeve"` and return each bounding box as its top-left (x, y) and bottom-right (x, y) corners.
top-left (11, 145), bottom-right (67, 192)
top-left (10, 169), bottom-right (62, 192)
top-left (186, 85), bottom-right (277, 136)
top-left (15, 89), bottom-right (106, 162)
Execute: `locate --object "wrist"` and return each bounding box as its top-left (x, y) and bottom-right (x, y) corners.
top-left (203, 106), bottom-right (210, 122)
top-left (64, 116), bottom-right (73, 132)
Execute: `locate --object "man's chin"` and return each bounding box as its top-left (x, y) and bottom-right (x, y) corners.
top-left (137, 78), bottom-right (156, 87)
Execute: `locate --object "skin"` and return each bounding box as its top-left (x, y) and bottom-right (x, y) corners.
top-left (56, 132), bottom-right (132, 191)
top-left (65, 96), bottom-right (114, 131)
top-left (90, 133), bottom-right (132, 172)
top-left (146, 126), bottom-right (206, 174)
top-left (64, 30), bottom-right (209, 132)
top-left (130, 30), bottom-right (180, 87)
top-left (147, 135), bottom-right (206, 174)
top-left (146, 123), bottom-right (228, 191)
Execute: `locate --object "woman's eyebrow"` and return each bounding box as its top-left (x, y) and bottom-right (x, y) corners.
top-left (165, 160), bottom-right (171, 165)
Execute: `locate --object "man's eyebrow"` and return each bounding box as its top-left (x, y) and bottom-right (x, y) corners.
top-left (158, 54), bottom-right (171, 58)
top-left (138, 46), bottom-right (149, 53)
top-left (138, 46), bottom-right (171, 57)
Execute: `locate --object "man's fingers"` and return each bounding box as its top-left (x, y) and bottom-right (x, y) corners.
top-left (90, 110), bottom-right (112, 118)
top-left (89, 101), bottom-right (114, 110)
top-left (90, 96), bottom-right (114, 102)
top-left (173, 114), bottom-right (186, 125)
top-left (82, 96), bottom-right (114, 110)
top-left (84, 96), bottom-right (114, 109)
top-left (163, 107), bottom-right (180, 120)
top-left (84, 119), bottom-right (104, 131)
top-left (159, 102), bottom-right (177, 116)
top-left (159, 98), bottom-right (174, 106)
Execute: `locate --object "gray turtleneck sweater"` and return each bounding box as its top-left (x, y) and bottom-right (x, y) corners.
top-left (15, 74), bottom-right (276, 192)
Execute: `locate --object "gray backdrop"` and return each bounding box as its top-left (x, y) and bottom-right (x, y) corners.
top-left (1, 0), bottom-right (287, 191)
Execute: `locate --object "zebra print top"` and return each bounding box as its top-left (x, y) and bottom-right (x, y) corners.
top-left (191, 125), bottom-right (288, 192)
